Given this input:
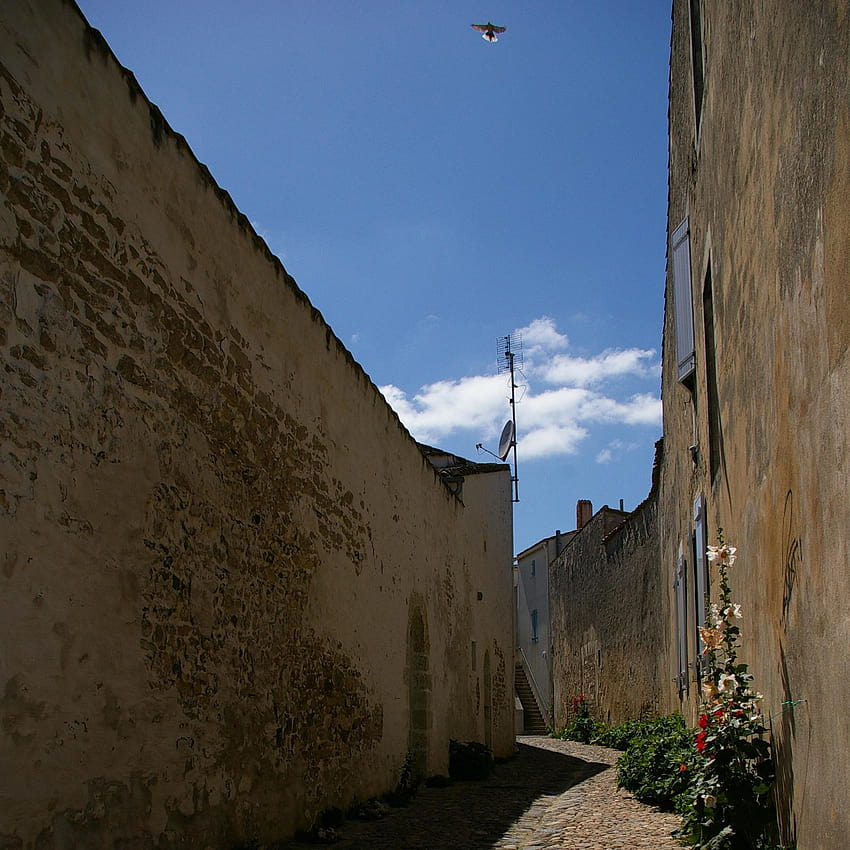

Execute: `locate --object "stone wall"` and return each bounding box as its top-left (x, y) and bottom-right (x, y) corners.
top-left (0, 2), bottom-right (514, 847)
top-left (661, 1), bottom-right (850, 845)
top-left (549, 465), bottom-right (663, 729)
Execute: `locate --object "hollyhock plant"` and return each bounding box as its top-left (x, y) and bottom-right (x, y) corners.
top-left (677, 537), bottom-right (776, 849)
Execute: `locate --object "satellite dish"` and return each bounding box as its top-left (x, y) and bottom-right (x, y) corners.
top-left (498, 420), bottom-right (515, 461)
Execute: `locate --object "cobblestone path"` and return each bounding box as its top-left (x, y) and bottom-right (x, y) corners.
top-left (282, 736), bottom-right (682, 849)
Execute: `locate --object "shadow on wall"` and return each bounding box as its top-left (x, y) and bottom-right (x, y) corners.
top-left (281, 743), bottom-right (608, 849)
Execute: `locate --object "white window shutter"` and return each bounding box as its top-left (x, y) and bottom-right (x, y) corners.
top-left (672, 217), bottom-right (696, 382)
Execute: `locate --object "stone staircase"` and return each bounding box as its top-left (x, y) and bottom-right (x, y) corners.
top-left (514, 663), bottom-right (548, 734)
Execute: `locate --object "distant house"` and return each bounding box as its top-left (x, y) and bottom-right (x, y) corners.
top-left (514, 521), bottom-right (578, 730)
top-left (660, 2), bottom-right (850, 846)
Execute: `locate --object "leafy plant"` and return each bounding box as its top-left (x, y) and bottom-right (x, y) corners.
top-left (594, 716), bottom-right (667, 751)
top-left (382, 749), bottom-right (419, 806)
top-left (615, 713), bottom-right (698, 811)
top-left (554, 693), bottom-right (602, 744)
top-left (676, 539), bottom-right (776, 849)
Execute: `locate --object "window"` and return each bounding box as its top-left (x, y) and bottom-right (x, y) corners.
top-left (692, 494), bottom-right (709, 676)
top-left (671, 217), bottom-right (696, 384)
top-left (531, 609), bottom-right (539, 643)
top-left (673, 550), bottom-right (689, 697)
top-left (703, 265), bottom-right (721, 481)
top-left (530, 558), bottom-right (536, 576)
top-left (689, 0), bottom-right (705, 132)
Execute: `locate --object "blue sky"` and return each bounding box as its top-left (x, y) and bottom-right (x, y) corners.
top-left (76, 1), bottom-right (672, 555)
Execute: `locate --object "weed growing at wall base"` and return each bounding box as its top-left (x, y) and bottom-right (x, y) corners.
top-left (554, 693), bottom-right (601, 743)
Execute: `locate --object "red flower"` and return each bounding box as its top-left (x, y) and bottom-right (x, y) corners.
top-left (698, 713), bottom-right (709, 729)
top-left (696, 731), bottom-right (708, 753)
top-left (679, 763), bottom-right (688, 772)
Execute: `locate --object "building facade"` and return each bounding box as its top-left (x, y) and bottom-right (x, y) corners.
top-left (550, 456), bottom-right (663, 729)
top-left (661, 2), bottom-right (850, 845)
top-left (0, 3), bottom-right (515, 847)
top-left (514, 527), bottom-right (573, 728)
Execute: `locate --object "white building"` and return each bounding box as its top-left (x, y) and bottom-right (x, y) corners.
top-left (515, 524), bottom-right (577, 731)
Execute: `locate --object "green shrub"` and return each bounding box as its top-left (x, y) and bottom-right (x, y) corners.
top-left (555, 713), bottom-right (602, 743)
top-left (615, 714), bottom-right (699, 812)
top-left (594, 717), bottom-right (653, 750)
top-left (554, 693), bottom-right (605, 743)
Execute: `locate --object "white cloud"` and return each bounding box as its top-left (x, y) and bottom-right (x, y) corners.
top-left (380, 374), bottom-right (507, 445)
top-left (379, 316), bottom-right (661, 460)
top-left (536, 347), bottom-right (657, 386)
top-left (522, 423), bottom-right (589, 459)
top-left (595, 439), bottom-right (641, 465)
top-left (516, 316), bottom-right (570, 354)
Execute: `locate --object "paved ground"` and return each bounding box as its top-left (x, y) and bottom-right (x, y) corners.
top-left (281, 736), bottom-right (683, 849)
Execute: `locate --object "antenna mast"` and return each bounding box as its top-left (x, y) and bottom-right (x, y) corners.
top-left (497, 333), bottom-right (522, 502)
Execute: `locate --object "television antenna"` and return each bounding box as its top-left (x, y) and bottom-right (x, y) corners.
top-left (476, 333), bottom-right (521, 502)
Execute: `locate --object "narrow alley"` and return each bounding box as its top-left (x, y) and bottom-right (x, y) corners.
top-left (283, 737), bottom-right (682, 850)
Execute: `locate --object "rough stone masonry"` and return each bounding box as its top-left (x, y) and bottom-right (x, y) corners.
top-left (0, 2), bottom-right (515, 847)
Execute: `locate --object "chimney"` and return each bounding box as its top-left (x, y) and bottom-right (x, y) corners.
top-left (555, 529), bottom-right (562, 556)
top-left (577, 499), bottom-right (593, 529)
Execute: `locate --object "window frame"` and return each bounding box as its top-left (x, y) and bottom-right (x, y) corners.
top-left (692, 494), bottom-right (709, 678)
top-left (673, 549), bottom-right (689, 697)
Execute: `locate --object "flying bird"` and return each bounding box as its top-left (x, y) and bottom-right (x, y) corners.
top-left (471, 22), bottom-right (506, 43)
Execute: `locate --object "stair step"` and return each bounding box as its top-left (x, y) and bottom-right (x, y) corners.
top-left (514, 663), bottom-right (547, 733)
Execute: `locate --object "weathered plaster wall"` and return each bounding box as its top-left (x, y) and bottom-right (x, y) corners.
top-left (661, 1), bottom-right (850, 845)
top-left (0, 2), bottom-right (514, 847)
top-left (550, 489), bottom-right (663, 729)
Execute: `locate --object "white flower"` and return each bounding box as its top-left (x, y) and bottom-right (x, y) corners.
top-left (718, 673), bottom-right (738, 693)
top-left (724, 603), bottom-right (743, 620)
top-left (709, 603), bottom-right (723, 627)
top-left (704, 794), bottom-right (717, 809)
top-left (707, 544), bottom-right (737, 566)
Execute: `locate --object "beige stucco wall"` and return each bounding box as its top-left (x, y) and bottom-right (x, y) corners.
top-left (0, 2), bottom-right (514, 847)
top-left (661, 1), bottom-right (850, 846)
